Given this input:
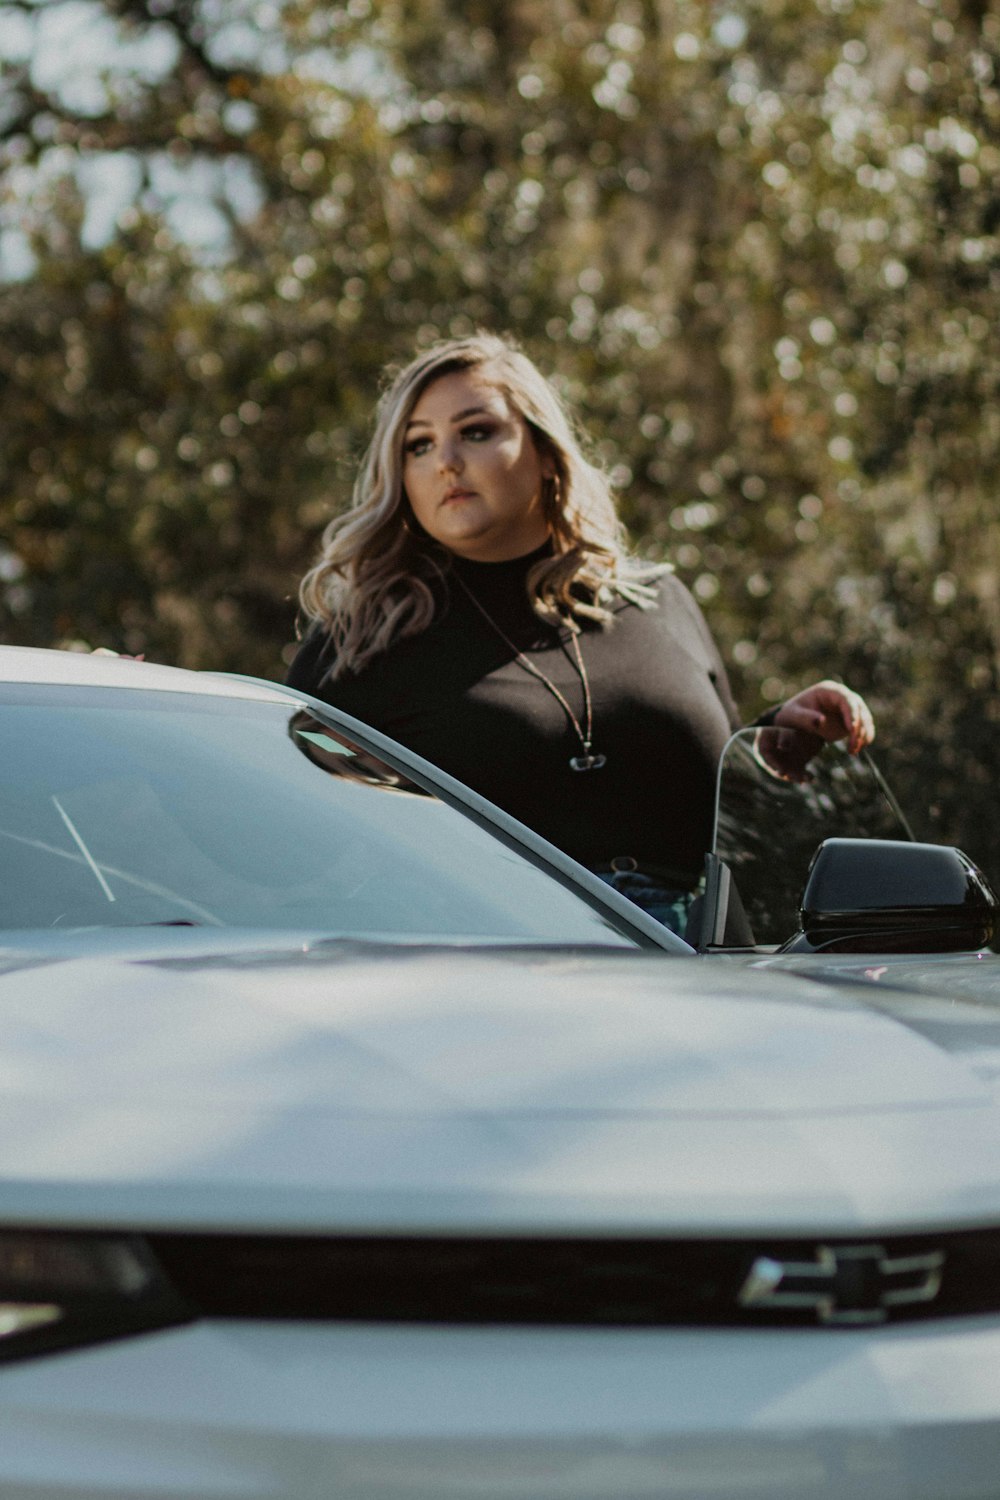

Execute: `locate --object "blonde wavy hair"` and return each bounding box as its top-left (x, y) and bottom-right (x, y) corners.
top-left (298, 332), bottom-right (659, 679)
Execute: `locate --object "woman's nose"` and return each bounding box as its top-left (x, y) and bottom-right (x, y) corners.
top-left (438, 439), bottom-right (462, 472)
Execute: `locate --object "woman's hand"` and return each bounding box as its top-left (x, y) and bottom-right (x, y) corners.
top-left (755, 681), bottom-right (875, 783)
top-left (773, 679), bottom-right (875, 754)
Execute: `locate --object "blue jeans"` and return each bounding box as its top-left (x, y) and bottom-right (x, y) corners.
top-left (593, 869), bottom-right (694, 938)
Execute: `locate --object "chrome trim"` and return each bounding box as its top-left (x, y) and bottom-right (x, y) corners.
top-left (738, 1244), bottom-right (945, 1325)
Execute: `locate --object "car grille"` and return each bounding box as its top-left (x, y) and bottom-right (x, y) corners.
top-left (146, 1229), bottom-right (1000, 1328)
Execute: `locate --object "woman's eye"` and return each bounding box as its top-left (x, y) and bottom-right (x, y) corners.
top-left (462, 424), bottom-right (493, 442)
top-left (404, 437), bottom-right (431, 457)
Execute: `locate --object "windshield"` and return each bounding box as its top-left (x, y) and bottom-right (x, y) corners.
top-left (0, 686), bottom-right (638, 946)
top-left (712, 728), bottom-right (912, 947)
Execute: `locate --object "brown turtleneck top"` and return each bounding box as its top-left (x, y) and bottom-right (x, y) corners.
top-left (285, 549), bottom-right (742, 883)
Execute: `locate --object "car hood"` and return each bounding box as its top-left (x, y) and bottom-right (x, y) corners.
top-left (2, 942), bottom-right (1000, 1235)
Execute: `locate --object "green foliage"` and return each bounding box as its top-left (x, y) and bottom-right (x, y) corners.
top-left (1, 0), bottom-right (998, 870)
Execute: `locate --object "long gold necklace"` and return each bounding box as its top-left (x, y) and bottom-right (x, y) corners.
top-left (452, 572), bottom-right (607, 772)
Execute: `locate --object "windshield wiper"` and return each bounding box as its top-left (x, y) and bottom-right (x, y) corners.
top-left (52, 797), bottom-right (116, 903)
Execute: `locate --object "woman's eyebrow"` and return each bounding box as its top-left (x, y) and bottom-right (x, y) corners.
top-left (405, 404), bottom-right (491, 431)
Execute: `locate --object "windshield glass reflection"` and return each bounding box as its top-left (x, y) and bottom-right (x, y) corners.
top-left (0, 687), bottom-right (636, 946)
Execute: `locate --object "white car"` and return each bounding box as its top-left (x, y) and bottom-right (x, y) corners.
top-left (2, 646), bottom-right (1000, 1500)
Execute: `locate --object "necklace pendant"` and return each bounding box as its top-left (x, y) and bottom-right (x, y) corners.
top-left (569, 753), bottom-right (607, 772)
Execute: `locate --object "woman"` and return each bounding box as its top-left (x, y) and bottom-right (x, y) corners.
top-left (287, 333), bottom-right (874, 934)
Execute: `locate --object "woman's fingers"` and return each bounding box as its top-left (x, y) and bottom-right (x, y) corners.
top-left (774, 681), bottom-right (875, 753)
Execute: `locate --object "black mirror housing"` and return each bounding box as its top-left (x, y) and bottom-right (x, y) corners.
top-left (787, 838), bottom-right (999, 954)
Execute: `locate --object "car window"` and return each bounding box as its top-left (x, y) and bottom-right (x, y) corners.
top-left (0, 686), bottom-right (639, 946)
top-left (712, 728), bottom-right (912, 947)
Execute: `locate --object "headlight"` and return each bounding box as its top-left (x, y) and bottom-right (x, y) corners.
top-left (0, 1232), bottom-right (192, 1363)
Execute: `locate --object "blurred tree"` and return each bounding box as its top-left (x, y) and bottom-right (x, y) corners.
top-left (0, 0), bottom-right (408, 671)
top-left (0, 0), bottom-right (998, 870)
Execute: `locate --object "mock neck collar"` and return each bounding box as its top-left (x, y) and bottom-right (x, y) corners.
top-left (441, 541), bottom-right (553, 633)
top-left (449, 539), bottom-right (553, 580)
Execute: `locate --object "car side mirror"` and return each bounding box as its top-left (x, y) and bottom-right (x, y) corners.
top-left (783, 838), bottom-right (999, 954)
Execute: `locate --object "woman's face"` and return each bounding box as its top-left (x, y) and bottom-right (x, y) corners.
top-left (402, 368), bottom-right (553, 563)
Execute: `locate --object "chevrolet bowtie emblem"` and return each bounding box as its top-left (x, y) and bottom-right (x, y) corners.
top-left (738, 1244), bottom-right (945, 1325)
